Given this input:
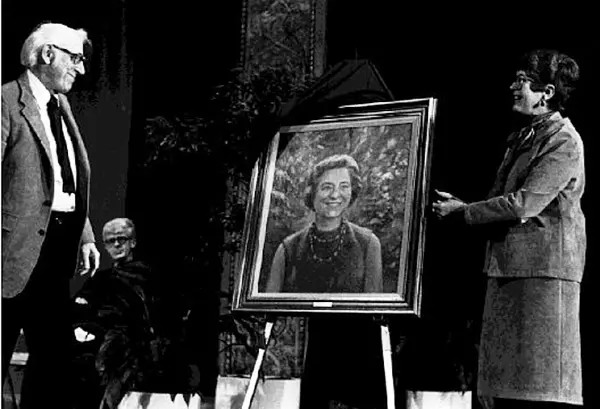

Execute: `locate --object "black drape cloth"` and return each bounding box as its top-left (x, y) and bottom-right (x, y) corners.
top-left (246, 59), bottom-right (395, 165)
top-left (279, 58), bottom-right (394, 126)
top-left (300, 315), bottom-right (387, 409)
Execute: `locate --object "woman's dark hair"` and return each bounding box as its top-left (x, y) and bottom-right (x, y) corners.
top-left (304, 154), bottom-right (362, 211)
top-left (518, 49), bottom-right (580, 111)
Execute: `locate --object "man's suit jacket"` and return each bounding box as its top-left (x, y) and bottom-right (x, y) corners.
top-left (463, 111), bottom-right (586, 283)
top-left (2, 72), bottom-right (95, 298)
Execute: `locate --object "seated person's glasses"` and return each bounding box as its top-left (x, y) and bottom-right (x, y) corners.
top-left (103, 236), bottom-right (131, 246)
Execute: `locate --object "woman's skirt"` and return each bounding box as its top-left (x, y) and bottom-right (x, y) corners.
top-left (477, 277), bottom-right (582, 405)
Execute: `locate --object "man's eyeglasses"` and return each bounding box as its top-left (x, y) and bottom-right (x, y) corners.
top-left (103, 236), bottom-right (132, 246)
top-left (51, 44), bottom-right (86, 65)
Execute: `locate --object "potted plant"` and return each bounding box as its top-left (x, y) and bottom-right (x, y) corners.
top-left (101, 65), bottom-right (312, 408)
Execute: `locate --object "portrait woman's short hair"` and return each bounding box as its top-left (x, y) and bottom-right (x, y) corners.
top-left (304, 154), bottom-right (363, 210)
top-left (517, 49), bottom-right (580, 112)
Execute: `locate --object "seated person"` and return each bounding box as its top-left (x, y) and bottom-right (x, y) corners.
top-left (73, 218), bottom-right (157, 331)
top-left (71, 218), bottom-right (160, 409)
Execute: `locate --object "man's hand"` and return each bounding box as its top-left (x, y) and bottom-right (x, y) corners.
top-left (432, 189), bottom-right (466, 218)
top-left (80, 242), bottom-right (100, 276)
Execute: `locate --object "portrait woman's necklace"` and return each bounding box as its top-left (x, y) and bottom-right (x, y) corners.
top-left (308, 221), bottom-right (348, 263)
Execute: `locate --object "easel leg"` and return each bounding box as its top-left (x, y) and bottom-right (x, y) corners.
top-left (241, 320), bottom-right (275, 409)
top-left (381, 324), bottom-right (396, 409)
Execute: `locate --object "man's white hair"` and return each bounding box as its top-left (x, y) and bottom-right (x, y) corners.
top-left (20, 22), bottom-right (90, 68)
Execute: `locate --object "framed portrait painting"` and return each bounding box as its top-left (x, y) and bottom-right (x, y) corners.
top-left (233, 98), bottom-right (437, 315)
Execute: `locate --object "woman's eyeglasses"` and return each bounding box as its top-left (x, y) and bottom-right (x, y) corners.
top-left (513, 74), bottom-right (535, 87)
top-left (513, 74), bottom-right (547, 92)
top-left (51, 44), bottom-right (86, 65)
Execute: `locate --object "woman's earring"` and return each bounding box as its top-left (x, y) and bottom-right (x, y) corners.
top-left (540, 97), bottom-right (546, 107)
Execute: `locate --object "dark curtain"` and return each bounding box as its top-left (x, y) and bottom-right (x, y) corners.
top-left (123, 1), bottom-right (243, 397)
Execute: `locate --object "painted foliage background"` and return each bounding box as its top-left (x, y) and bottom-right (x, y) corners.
top-left (258, 122), bottom-right (415, 293)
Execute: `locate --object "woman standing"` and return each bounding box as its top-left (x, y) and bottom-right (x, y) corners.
top-left (433, 49), bottom-right (585, 408)
top-left (266, 153), bottom-right (383, 293)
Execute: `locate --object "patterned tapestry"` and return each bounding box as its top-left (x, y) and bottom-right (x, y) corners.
top-left (218, 0), bottom-right (326, 378)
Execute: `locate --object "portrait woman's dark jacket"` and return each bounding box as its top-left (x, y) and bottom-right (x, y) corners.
top-left (266, 220), bottom-right (382, 293)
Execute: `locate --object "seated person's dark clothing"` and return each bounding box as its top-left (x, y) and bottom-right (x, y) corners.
top-left (71, 259), bottom-right (161, 409)
top-left (73, 259), bottom-right (159, 336)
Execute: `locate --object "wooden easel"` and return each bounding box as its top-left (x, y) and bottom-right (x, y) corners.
top-left (241, 317), bottom-right (396, 409)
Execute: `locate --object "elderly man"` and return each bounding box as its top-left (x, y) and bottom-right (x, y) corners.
top-left (2, 22), bottom-right (100, 408)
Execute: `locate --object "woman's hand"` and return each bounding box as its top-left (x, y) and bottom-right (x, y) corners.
top-left (432, 190), bottom-right (466, 218)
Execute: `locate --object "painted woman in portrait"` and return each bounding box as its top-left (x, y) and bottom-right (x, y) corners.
top-left (265, 154), bottom-right (383, 293)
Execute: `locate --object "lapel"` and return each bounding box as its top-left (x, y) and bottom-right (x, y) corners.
top-left (488, 112), bottom-right (565, 197)
top-left (17, 72), bottom-right (90, 199)
top-left (17, 73), bottom-right (53, 163)
top-left (487, 130), bottom-right (521, 198)
top-left (508, 112), bottom-right (564, 171)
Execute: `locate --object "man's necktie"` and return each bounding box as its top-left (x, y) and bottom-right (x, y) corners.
top-left (47, 97), bottom-right (75, 193)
